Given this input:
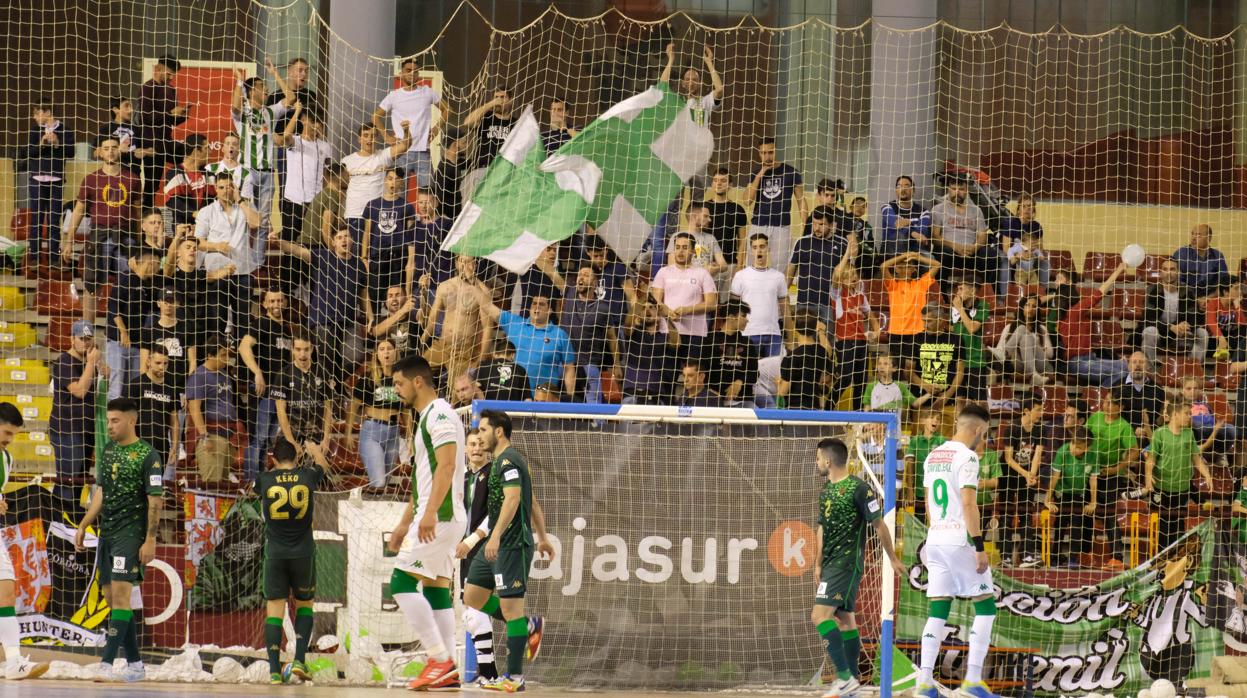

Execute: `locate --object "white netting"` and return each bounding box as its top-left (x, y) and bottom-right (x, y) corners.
top-left (0, 2), bottom-right (1245, 694)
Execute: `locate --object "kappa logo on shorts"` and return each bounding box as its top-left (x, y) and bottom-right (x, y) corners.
top-left (494, 574), bottom-right (505, 589)
top-left (113, 555), bottom-right (127, 571)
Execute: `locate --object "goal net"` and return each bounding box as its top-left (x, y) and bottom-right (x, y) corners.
top-left (0, 0), bottom-right (1243, 693)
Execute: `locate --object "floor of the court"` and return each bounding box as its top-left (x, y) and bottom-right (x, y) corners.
top-left (1, 680), bottom-right (830, 697)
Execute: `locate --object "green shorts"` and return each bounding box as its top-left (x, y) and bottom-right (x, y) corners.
top-left (466, 546), bottom-right (531, 599)
top-left (98, 534), bottom-right (144, 586)
top-left (264, 555), bottom-right (317, 601)
top-left (814, 564), bottom-right (863, 611)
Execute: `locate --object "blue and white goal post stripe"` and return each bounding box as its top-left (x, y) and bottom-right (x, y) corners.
top-left (468, 400), bottom-right (901, 697)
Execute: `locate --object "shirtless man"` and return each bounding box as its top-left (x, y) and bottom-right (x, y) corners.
top-left (423, 255), bottom-right (492, 386)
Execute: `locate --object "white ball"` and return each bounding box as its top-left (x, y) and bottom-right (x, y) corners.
top-left (1122, 244), bottom-right (1146, 268)
top-left (1138, 689), bottom-right (1154, 698)
top-left (1151, 679), bottom-right (1177, 698)
top-left (211, 656), bottom-right (244, 683)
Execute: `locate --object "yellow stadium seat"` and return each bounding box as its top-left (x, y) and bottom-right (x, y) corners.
top-left (2, 394), bottom-right (52, 421)
top-left (0, 322), bottom-right (36, 350)
top-left (1, 359), bottom-right (49, 385)
top-left (0, 287), bottom-right (23, 311)
top-left (10, 431), bottom-right (54, 463)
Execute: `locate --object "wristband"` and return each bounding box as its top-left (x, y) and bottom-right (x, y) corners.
top-left (463, 532), bottom-right (481, 548)
top-left (971, 535), bottom-right (985, 552)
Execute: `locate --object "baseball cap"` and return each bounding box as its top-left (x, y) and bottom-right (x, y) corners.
top-left (160, 288), bottom-right (178, 303)
top-left (71, 320), bottom-right (94, 338)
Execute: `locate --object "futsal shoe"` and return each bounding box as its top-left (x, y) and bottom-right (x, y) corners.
top-left (821, 676), bottom-right (861, 698)
top-left (4, 656), bottom-right (50, 680)
top-left (525, 616), bottom-right (545, 661)
top-left (958, 681), bottom-right (1001, 698)
top-left (406, 657), bottom-right (458, 691)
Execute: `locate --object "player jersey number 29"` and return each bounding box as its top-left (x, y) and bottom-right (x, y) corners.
top-left (267, 485), bottom-right (310, 520)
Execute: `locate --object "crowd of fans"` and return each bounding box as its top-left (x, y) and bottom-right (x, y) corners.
top-left (14, 53), bottom-right (1247, 568)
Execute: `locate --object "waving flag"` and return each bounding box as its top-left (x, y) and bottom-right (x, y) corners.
top-left (443, 84), bottom-right (713, 273)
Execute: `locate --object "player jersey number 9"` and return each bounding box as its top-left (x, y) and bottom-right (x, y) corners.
top-left (931, 478), bottom-right (949, 520)
top-left (268, 485), bottom-right (310, 520)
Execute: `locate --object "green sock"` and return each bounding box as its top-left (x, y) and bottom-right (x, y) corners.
top-left (841, 629), bottom-right (861, 680)
top-left (505, 617), bottom-right (528, 677)
top-left (265, 617), bottom-right (283, 675)
top-left (124, 614), bottom-right (141, 663)
top-left (482, 595), bottom-right (506, 622)
top-left (818, 620), bottom-right (851, 680)
top-left (103, 609), bottom-right (133, 664)
top-left (294, 608), bottom-right (313, 663)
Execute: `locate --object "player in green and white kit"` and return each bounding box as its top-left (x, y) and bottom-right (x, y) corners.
top-left (258, 439), bottom-right (330, 684)
top-left (916, 403), bottom-right (999, 698)
top-left (0, 402), bottom-right (49, 680)
top-left (463, 410), bottom-right (555, 693)
top-left (811, 438), bottom-right (903, 698)
top-left (75, 398), bottom-right (164, 683)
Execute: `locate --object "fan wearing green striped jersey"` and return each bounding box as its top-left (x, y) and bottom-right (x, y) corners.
top-left (231, 58), bottom-right (295, 267)
top-left (0, 403), bottom-right (49, 680)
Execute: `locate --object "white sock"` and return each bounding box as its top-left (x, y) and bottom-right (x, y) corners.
top-left (463, 608), bottom-right (494, 664)
top-left (0, 614), bottom-right (21, 662)
top-left (919, 617), bottom-right (946, 685)
top-left (433, 608), bottom-right (457, 661)
top-left (393, 593), bottom-right (448, 661)
top-left (966, 614), bottom-right (996, 684)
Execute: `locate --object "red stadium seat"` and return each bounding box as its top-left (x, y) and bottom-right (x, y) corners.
top-left (1083, 251), bottom-right (1123, 282)
top-left (1039, 385), bottom-right (1067, 416)
top-left (1047, 249), bottom-right (1075, 276)
top-left (1207, 392), bottom-right (1232, 423)
top-left (983, 317), bottom-right (1009, 347)
top-left (1160, 356), bottom-right (1204, 388)
top-left (1215, 361), bottom-right (1241, 391)
top-left (46, 316), bottom-right (76, 352)
top-left (1111, 288), bottom-right (1146, 323)
top-left (1090, 319), bottom-right (1126, 352)
top-left (1136, 254), bottom-right (1167, 283)
top-left (864, 279), bottom-right (889, 313)
top-left (35, 280), bottom-right (80, 317)
top-left (1081, 386), bottom-right (1107, 410)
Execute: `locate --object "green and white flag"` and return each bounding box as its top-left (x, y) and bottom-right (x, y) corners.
top-left (440, 107), bottom-right (594, 273)
top-left (443, 84), bottom-right (713, 272)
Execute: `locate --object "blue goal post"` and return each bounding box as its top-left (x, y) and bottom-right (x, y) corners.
top-left (468, 400), bottom-right (901, 696)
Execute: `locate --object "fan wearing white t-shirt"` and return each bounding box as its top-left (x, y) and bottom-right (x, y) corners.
top-left (730, 234), bottom-right (789, 359)
top-left (342, 122), bottom-right (413, 242)
top-left (915, 404), bottom-right (1001, 698)
top-left (275, 103), bottom-right (334, 242)
top-left (372, 58), bottom-right (447, 189)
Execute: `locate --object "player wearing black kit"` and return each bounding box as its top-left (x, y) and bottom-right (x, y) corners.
top-left (257, 439), bottom-right (329, 684)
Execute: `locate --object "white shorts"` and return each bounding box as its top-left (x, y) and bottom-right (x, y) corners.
top-left (922, 543), bottom-right (995, 598)
top-left (0, 542), bottom-right (12, 582)
top-left (394, 520), bottom-right (468, 581)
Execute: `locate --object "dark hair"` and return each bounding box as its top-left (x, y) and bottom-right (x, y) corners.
top-left (0, 402), bottom-right (23, 428)
top-left (1103, 388), bottom-right (1123, 406)
top-left (359, 122), bottom-right (375, 135)
top-left (388, 166), bottom-right (406, 179)
top-left (288, 57), bottom-right (309, 68)
top-left (106, 397), bottom-right (139, 414)
top-left (156, 56), bottom-right (181, 73)
top-left (810, 205), bottom-right (836, 222)
top-left (713, 166), bottom-right (731, 178)
top-left (686, 201), bottom-right (707, 214)
top-left (793, 311), bottom-right (820, 337)
top-left (671, 231), bottom-right (695, 247)
top-left (400, 58), bottom-right (417, 70)
top-left (479, 409), bottom-right (513, 438)
top-left (958, 403), bottom-right (991, 423)
top-left (747, 232), bottom-right (769, 246)
top-left (1068, 425), bottom-right (1090, 444)
top-left (1014, 295), bottom-right (1044, 332)
top-left (243, 77), bottom-right (265, 93)
top-left (392, 353), bottom-right (435, 384)
top-left (213, 170), bottom-right (235, 183)
top-left (301, 108), bottom-right (324, 124)
top-left (585, 236), bottom-right (608, 253)
top-left (183, 133), bottom-right (208, 151)
top-left (147, 343), bottom-right (169, 358)
top-left (817, 438), bottom-right (848, 468)
top-left (720, 297), bottom-right (751, 318)
top-left (271, 439), bottom-right (298, 464)
top-left (895, 175), bottom-right (914, 187)
top-left (548, 95), bottom-right (566, 107)
top-left (758, 136), bottom-right (776, 147)
top-left (110, 96), bottom-right (131, 111)
top-left (817, 178), bottom-right (843, 193)
top-left (682, 359), bottom-right (705, 373)
top-left (202, 333), bottom-right (231, 358)
top-left (323, 162), bottom-right (345, 183)
top-left (851, 196), bottom-right (866, 205)
top-left (1017, 392), bottom-right (1043, 413)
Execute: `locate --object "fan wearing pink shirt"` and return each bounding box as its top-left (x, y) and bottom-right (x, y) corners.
top-left (651, 232), bottom-right (717, 361)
